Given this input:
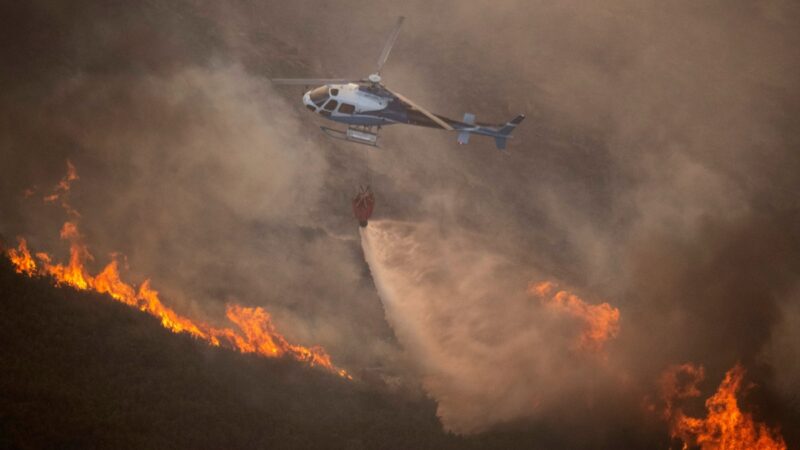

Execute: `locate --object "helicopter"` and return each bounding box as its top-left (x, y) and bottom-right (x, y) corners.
top-left (271, 16), bottom-right (525, 149)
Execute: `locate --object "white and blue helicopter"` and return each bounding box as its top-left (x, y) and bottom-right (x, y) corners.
top-left (271, 17), bottom-right (525, 149)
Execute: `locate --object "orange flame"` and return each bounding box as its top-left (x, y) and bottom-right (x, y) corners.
top-left (527, 281), bottom-right (620, 352)
top-left (8, 162), bottom-right (349, 377)
top-left (43, 160), bottom-right (80, 217)
top-left (5, 231), bottom-right (349, 378)
top-left (7, 238), bottom-right (37, 276)
top-left (223, 305), bottom-right (346, 376)
top-left (7, 163), bottom-right (350, 377)
top-left (43, 160), bottom-right (78, 203)
top-left (661, 363), bottom-right (787, 450)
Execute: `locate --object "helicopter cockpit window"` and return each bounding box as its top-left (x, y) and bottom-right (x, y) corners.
top-left (338, 103), bottom-right (355, 114)
top-left (330, 88), bottom-right (339, 96)
top-left (323, 99), bottom-right (338, 111)
top-left (309, 86), bottom-right (329, 106)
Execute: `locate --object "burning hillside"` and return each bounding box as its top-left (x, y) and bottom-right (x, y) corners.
top-left (6, 232), bottom-right (348, 377)
top-left (0, 257), bottom-right (461, 449)
top-left (5, 163), bottom-right (348, 378)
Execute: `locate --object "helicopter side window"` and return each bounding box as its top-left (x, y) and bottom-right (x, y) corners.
top-left (330, 88), bottom-right (339, 96)
top-left (323, 99), bottom-right (338, 111)
top-left (309, 86), bottom-right (329, 106)
top-left (338, 103), bottom-right (355, 114)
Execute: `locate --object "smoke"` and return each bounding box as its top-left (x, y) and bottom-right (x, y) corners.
top-left (361, 220), bottom-right (625, 433)
top-left (1, 0), bottom-right (799, 444)
top-left (349, 0), bottom-right (799, 438)
top-left (0, 1), bottom-right (396, 371)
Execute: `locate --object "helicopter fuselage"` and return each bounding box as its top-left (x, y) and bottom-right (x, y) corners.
top-left (273, 16), bottom-right (524, 149)
top-left (303, 83), bottom-right (402, 127)
top-left (299, 82), bottom-right (524, 148)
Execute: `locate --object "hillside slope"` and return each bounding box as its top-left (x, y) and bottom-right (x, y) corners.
top-left (0, 259), bottom-right (461, 450)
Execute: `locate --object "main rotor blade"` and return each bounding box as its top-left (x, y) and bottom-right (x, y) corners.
top-left (389, 89), bottom-right (454, 131)
top-left (376, 16), bottom-right (406, 74)
top-left (270, 78), bottom-right (356, 85)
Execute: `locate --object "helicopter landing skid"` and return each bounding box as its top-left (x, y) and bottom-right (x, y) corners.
top-left (321, 125), bottom-right (380, 147)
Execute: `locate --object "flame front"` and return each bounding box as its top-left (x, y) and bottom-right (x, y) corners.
top-left (527, 281), bottom-right (620, 352)
top-left (223, 306), bottom-right (347, 377)
top-left (8, 162), bottom-right (347, 377)
top-left (661, 363), bottom-right (787, 450)
top-left (5, 224), bottom-right (349, 379)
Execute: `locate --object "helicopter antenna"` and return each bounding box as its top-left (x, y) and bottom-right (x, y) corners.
top-left (371, 16), bottom-right (405, 83)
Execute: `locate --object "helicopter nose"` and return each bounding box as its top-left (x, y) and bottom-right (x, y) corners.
top-left (302, 92), bottom-right (318, 113)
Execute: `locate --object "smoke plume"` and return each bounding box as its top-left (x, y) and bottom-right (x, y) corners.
top-left (361, 220), bottom-right (625, 433)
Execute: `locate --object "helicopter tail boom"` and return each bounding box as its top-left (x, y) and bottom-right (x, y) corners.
top-left (455, 114), bottom-right (526, 150)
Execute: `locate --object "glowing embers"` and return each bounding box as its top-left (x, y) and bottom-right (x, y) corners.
top-left (527, 281), bottom-right (620, 352)
top-left (660, 363), bottom-right (787, 450)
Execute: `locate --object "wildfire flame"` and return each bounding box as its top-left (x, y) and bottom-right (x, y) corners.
top-left (527, 281), bottom-right (620, 352)
top-left (43, 160), bottom-right (80, 217)
top-left (8, 238), bottom-right (37, 276)
top-left (5, 163), bottom-right (349, 378)
top-left (6, 227), bottom-right (349, 378)
top-left (660, 363), bottom-right (787, 450)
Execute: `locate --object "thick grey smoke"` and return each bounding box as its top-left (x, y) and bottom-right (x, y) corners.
top-left (1, 0), bottom-right (799, 444)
